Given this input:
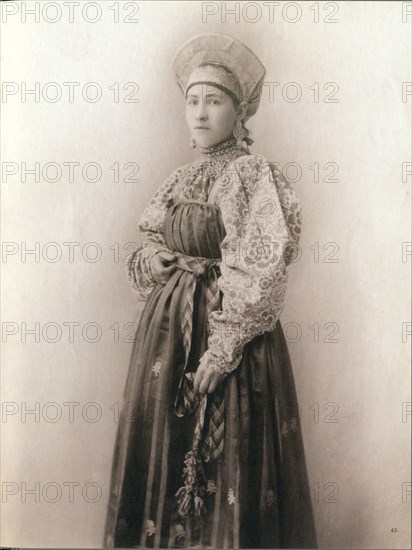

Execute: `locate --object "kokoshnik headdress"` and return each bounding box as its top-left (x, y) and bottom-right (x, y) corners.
top-left (172, 33), bottom-right (266, 147)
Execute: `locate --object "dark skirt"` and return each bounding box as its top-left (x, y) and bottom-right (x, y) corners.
top-left (103, 200), bottom-right (317, 549)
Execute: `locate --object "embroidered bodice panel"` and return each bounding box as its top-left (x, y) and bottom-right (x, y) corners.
top-left (127, 139), bottom-right (302, 375)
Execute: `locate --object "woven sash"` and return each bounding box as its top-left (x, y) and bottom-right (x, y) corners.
top-left (172, 252), bottom-right (225, 462)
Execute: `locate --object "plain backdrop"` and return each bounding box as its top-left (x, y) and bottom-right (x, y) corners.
top-left (1, 1), bottom-right (411, 548)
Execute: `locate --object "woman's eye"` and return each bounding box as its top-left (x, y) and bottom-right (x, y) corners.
top-left (208, 99), bottom-right (219, 105)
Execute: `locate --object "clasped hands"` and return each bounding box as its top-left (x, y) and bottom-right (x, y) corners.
top-left (150, 250), bottom-right (226, 394)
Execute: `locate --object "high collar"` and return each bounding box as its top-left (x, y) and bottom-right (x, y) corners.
top-left (199, 135), bottom-right (245, 160)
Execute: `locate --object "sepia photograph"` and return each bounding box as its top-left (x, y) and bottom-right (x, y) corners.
top-left (1, 1), bottom-right (411, 549)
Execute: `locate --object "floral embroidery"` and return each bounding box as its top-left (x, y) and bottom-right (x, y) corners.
top-left (282, 417), bottom-right (299, 436)
top-left (227, 488), bottom-right (237, 505)
top-left (175, 523), bottom-right (186, 537)
top-left (146, 519), bottom-right (156, 536)
top-left (126, 144), bottom-right (302, 376)
top-left (195, 155), bottom-right (301, 376)
top-left (255, 197), bottom-right (276, 218)
top-left (258, 276), bottom-right (273, 291)
top-left (151, 360), bottom-right (162, 378)
top-left (206, 479), bottom-right (217, 494)
top-left (290, 417), bottom-right (298, 432)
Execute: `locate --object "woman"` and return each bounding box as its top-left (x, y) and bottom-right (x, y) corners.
top-left (104, 33), bottom-right (317, 549)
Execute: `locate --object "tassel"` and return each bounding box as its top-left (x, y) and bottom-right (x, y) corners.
top-left (175, 448), bottom-right (207, 517)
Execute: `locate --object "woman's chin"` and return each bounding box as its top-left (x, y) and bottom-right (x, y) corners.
top-left (194, 136), bottom-right (226, 149)
top-left (194, 137), bottom-right (214, 148)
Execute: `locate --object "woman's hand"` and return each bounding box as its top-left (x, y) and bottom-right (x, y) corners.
top-left (150, 251), bottom-right (177, 284)
top-left (194, 362), bottom-right (226, 395)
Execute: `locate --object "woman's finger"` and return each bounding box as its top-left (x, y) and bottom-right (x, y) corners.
top-left (196, 367), bottom-right (210, 394)
top-left (159, 251), bottom-right (177, 262)
top-left (194, 369), bottom-right (203, 392)
top-left (207, 379), bottom-right (218, 393)
top-left (150, 253), bottom-right (177, 280)
top-left (199, 378), bottom-right (209, 395)
top-left (161, 264), bottom-right (176, 276)
top-left (153, 265), bottom-right (176, 284)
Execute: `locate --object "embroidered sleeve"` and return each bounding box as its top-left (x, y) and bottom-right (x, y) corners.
top-left (199, 154), bottom-right (302, 376)
top-left (268, 161), bottom-right (302, 265)
top-left (126, 166), bottom-right (184, 300)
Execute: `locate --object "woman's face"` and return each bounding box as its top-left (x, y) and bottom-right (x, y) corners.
top-left (185, 83), bottom-right (239, 148)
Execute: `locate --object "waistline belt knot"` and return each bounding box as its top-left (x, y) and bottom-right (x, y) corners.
top-left (173, 252), bottom-right (221, 280)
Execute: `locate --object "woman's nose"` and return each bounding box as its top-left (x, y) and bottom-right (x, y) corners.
top-left (194, 102), bottom-right (207, 120)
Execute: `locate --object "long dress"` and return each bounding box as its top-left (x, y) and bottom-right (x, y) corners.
top-left (103, 137), bottom-right (317, 549)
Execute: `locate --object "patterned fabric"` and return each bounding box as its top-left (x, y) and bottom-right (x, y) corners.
top-left (127, 139), bottom-right (302, 376)
top-left (126, 136), bottom-right (247, 299)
